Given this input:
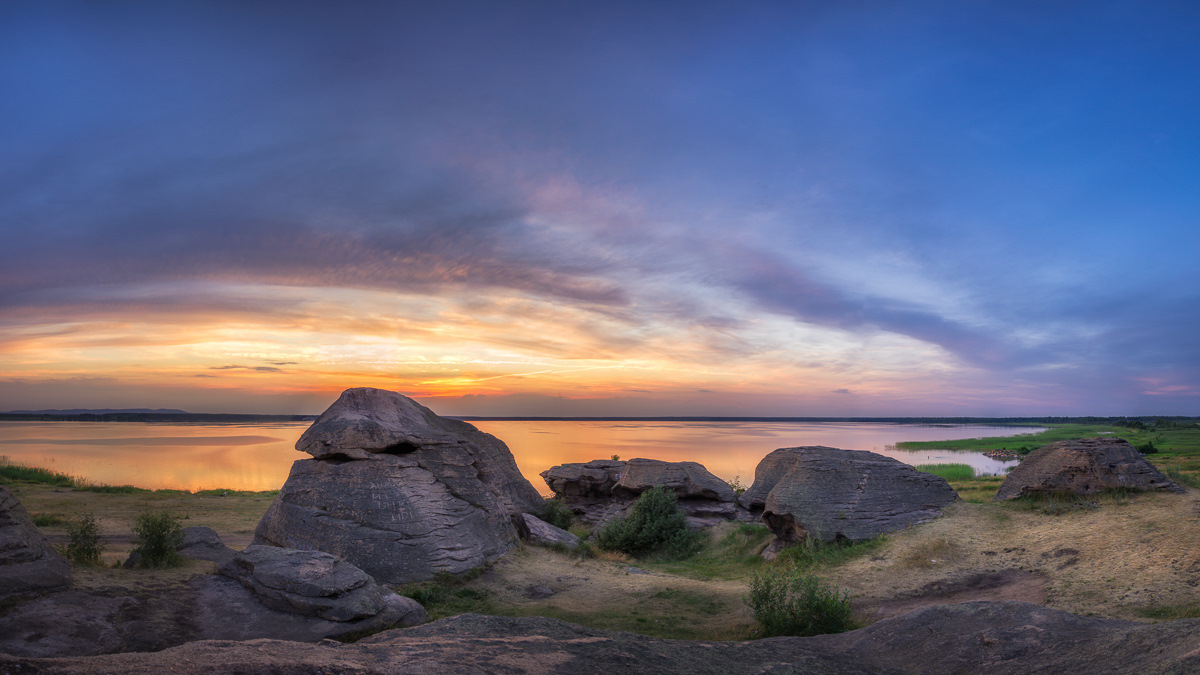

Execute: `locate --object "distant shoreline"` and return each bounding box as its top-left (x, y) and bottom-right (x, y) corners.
top-left (1, 412), bottom-right (1195, 426)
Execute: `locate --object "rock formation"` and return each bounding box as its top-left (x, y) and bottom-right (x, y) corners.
top-left (540, 457), bottom-right (750, 529)
top-left (743, 447), bottom-right (958, 548)
top-left (0, 485), bottom-right (71, 599)
top-left (994, 437), bottom-right (1185, 500)
top-left (3, 603), bottom-right (1198, 674)
top-left (0, 533), bottom-right (427, 657)
top-left (254, 388), bottom-right (544, 583)
top-left (511, 513), bottom-right (580, 549)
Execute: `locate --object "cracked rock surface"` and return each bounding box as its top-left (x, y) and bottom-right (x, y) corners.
top-left (254, 388), bottom-right (544, 583)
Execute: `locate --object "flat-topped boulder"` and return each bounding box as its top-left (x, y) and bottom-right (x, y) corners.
top-left (0, 485), bottom-right (71, 599)
top-left (994, 437), bottom-right (1185, 501)
top-left (255, 388), bottom-right (544, 583)
top-left (614, 458), bottom-right (736, 501)
top-left (750, 447), bottom-right (958, 545)
top-left (541, 459), bottom-right (625, 498)
top-left (541, 457), bottom-right (750, 528)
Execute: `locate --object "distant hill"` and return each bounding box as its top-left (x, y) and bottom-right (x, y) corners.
top-left (6, 408), bottom-right (191, 415)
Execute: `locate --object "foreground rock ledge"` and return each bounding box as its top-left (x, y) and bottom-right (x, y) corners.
top-left (3, 602), bottom-right (1198, 674)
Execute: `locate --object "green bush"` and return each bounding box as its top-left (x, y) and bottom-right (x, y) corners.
top-left (62, 512), bottom-right (105, 566)
top-left (540, 497), bottom-right (574, 531)
top-left (131, 510), bottom-right (185, 568)
top-left (745, 565), bottom-right (854, 636)
top-left (595, 486), bottom-right (704, 559)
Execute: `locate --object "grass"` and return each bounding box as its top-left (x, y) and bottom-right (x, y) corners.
top-left (897, 423), bottom-right (1200, 458)
top-left (0, 457), bottom-right (278, 497)
top-left (948, 475), bottom-right (1005, 503)
top-left (1133, 602), bottom-right (1200, 621)
top-left (916, 463), bottom-right (975, 481)
top-left (1001, 488), bottom-right (1140, 515)
top-left (644, 522), bottom-right (773, 580)
top-left (774, 535), bottom-right (886, 570)
top-left (898, 538), bottom-right (959, 568)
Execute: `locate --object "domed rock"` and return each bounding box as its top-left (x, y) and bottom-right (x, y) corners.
top-left (752, 447), bottom-right (958, 545)
top-left (0, 485), bottom-right (71, 599)
top-left (254, 388), bottom-right (544, 583)
top-left (994, 437), bottom-right (1184, 501)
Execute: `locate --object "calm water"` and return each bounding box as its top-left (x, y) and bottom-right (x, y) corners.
top-left (0, 420), bottom-right (1043, 493)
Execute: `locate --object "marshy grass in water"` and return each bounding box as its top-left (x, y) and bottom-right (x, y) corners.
top-left (916, 463), bottom-right (975, 482)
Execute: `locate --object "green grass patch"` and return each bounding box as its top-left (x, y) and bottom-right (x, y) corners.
top-left (500, 588), bottom-right (743, 640)
top-left (896, 424), bottom-right (1200, 458)
top-left (947, 475), bottom-right (1005, 503)
top-left (774, 536), bottom-right (885, 570)
top-left (31, 512), bottom-right (67, 527)
top-left (645, 522), bottom-right (773, 579)
top-left (1134, 602), bottom-right (1200, 621)
top-left (0, 462), bottom-right (78, 488)
top-left (1001, 488), bottom-right (1139, 515)
top-left (916, 463), bottom-right (975, 481)
top-left (1153, 460), bottom-right (1200, 489)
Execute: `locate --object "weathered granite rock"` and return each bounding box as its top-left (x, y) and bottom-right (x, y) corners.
top-left (541, 459), bottom-right (625, 498)
top-left (755, 447), bottom-right (958, 544)
top-left (0, 573), bottom-right (428, 657)
top-left (5, 603), bottom-right (1200, 674)
top-left (541, 457), bottom-right (751, 529)
top-left (994, 437), bottom-right (1185, 501)
top-left (512, 512), bottom-right (580, 549)
top-left (255, 388), bottom-right (544, 583)
top-left (614, 458), bottom-right (736, 501)
top-left (176, 525), bottom-right (236, 566)
top-left (0, 485), bottom-right (71, 599)
top-left (739, 446), bottom-right (837, 511)
top-left (219, 545), bottom-right (387, 622)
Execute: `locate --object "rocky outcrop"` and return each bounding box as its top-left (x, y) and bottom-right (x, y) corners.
top-left (512, 513), bottom-right (580, 549)
top-left (614, 459), bottom-right (736, 501)
top-left (994, 437), bottom-right (1185, 500)
top-left (219, 545), bottom-right (403, 622)
top-left (541, 457), bottom-right (750, 529)
top-left (542, 459), bottom-right (625, 498)
top-left (0, 485), bottom-right (71, 599)
top-left (747, 447), bottom-right (958, 545)
top-left (176, 525), bottom-right (237, 566)
top-left (4, 603), bottom-right (1198, 674)
top-left (254, 388), bottom-right (544, 583)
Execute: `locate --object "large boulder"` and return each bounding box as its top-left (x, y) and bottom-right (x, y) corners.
top-left (541, 457), bottom-right (752, 529)
top-left (254, 388), bottom-right (544, 583)
top-left (0, 485), bottom-right (71, 599)
top-left (752, 447), bottom-right (958, 544)
top-left (511, 513), bottom-right (580, 550)
top-left (614, 458), bottom-right (736, 502)
top-left (541, 459), bottom-right (625, 498)
top-left (219, 545), bottom-right (390, 622)
top-left (994, 437), bottom-right (1185, 500)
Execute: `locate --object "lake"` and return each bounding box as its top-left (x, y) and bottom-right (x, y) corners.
top-left (0, 420), bottom-right (1044, 494)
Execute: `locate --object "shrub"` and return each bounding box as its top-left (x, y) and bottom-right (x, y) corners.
top-left (1136, 440), bottom-right (1158, 454)
top-left (130, 510), bottom-right (185, 568)
top-left (726, 475), bottom-right (747, 496)
top-left (745, 565), bottom-right (854, 637)
top-left (62, 512), bottom-right (105, 566)
top-left (595, 486), bottom-right (704, 559)
top-left (540, 497), bottom-right (574, 531)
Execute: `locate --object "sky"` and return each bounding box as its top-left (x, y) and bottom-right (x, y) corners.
top-left (1, 1), bottom-right (1198, 417)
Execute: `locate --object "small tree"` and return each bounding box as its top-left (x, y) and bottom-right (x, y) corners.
top-left (745, 564), bottom-right (854, 637)
top-left (595, 486), bottom-right (704, 559)
top-left (63, 512), bottom-right (104, 566)
top-left (131, 510), bottom-right (185, 568)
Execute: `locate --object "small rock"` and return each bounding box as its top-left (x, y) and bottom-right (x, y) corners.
top-left (524, 585), bottom-right (556, 599)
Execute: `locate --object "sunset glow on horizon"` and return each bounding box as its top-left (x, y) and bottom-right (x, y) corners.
top-left (2, 2), bottom-right (1198, 417)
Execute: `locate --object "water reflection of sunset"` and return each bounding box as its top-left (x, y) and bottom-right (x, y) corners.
top-left (0, 421), bottom-right (1033, 494)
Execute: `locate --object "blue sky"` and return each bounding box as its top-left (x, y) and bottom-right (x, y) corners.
top-left (1, 1), bottom-right (1197, 416)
